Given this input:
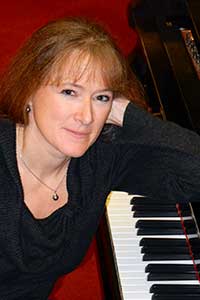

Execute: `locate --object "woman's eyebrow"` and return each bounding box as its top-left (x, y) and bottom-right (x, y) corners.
top-left (60, 82), bottom-right (83, 89)
top-left (60, 82), bottom-right (113, 94)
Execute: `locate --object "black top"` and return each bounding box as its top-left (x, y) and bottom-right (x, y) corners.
top-left (0, 102), bottom-right (200, 299)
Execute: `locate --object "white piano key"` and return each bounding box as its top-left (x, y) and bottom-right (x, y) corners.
top-left (115, 250), bottom-right (142, 257)
top-left (114, 244), bottom-right (142, 251)
top-left (112, 233), bottom-right (188, 240)
top-left (117, 260), bottom-right (197, 271)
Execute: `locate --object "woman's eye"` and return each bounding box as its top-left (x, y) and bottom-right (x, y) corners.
top-left (96, 95), bottom-right (111, 102)
top-left (61, 89), bottom-right (75, 96)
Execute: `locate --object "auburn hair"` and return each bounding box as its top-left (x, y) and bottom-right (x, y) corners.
top-left (0, 17), bottom-right (146, 124)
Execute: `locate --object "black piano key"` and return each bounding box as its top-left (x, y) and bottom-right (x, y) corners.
top-left (132, 204), bottom-right (177, 211)
top-left (133, 210), bottom-right (179, 217)
top-left (150, 284), bottom-right (200, 294)
top-left (130, 198), bottom-right (190, 211)
top-left (142, 245), bottom-right (200, 255)
top-left (152, 294), bottom-right (200, 300)
top-left (193, 253), bottom-right (200, 260)
top-left (146, 264), bottom-right (197, 273)
top-left (130, 196), bottom-right (152, 205)
top-left (136, 220), bottom-right (195, 229)
top-left (133, 209), bottom-right (192, 217)
top-left (143, 253), bottom-right (191, 261)
top-left (140, 238), bottom-right (189, 247)
top-left (182, 220), bottom-right (197, 229)
top-left (142, 246), bottom-right (190, 254)
top-left (192, 247), bottom-right (200, 255)
top-left (137, 221), bottom-right (196, 234)
top-left (140, 227), bottom-right (196, 235)
top-left (140, 237), bottom-right (200, 247)
top-left (148, 272), bottom-right (198, 281)
top-left (136, 220), bottom-right (181, 228)
top-left (138, 228), bottom-right (186, 235)
top-left (131, 199), bottom-right (192, 215)
top-left (173, 208), bottom-right (192, 216)
top-left (190, 239), bottom-right (200, 247)
top-left (196, 264), bottom-right (200, 271)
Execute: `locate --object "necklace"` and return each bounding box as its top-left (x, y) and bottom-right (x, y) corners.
top-left (17, 125), bottom-right (70, 201)
top-left (19, 151), bottom-right (69, 201)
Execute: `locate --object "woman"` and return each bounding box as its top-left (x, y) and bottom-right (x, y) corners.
top-left (0, 17), bottom-right (200, 300)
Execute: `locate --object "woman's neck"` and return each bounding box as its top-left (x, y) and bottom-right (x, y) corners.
top-left (16, 124), bottom-right (70, 180)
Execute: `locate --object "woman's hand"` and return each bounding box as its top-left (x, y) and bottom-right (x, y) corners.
top-left (106, 97), bottom-right (130, 126)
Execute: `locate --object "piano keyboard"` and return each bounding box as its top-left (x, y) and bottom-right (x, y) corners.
top-left (106, 191), bottom-right (200, 300)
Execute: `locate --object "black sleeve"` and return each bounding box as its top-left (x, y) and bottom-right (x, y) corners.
top-left (111, 102), bottom-right (200, 203)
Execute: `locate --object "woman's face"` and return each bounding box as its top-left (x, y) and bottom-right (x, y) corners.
top-left (26, 62), bottom-right (113, 158)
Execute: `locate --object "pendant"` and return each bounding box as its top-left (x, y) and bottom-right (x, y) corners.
top-left (52, 192), bottom-right (59, 201)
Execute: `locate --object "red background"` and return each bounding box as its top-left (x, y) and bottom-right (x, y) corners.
top-left (0, 1), bottom-right (138, 299)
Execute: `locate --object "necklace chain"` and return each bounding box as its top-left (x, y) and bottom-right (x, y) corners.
top-left (18, 127), bottom-right (70, 201)
top-left (19, 152), bottom-right (68, 200)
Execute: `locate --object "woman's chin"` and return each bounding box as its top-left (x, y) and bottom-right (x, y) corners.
top-left (60, 146), bottom-right (90, 158)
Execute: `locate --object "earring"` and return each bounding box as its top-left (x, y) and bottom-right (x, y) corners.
top-left (25, 105), bottom-right (31, 113)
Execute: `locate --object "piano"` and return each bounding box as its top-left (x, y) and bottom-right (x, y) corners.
top-left (96, 0), bottom-right (200, 299)
top-left (102, 191), bottom-right (200, 300)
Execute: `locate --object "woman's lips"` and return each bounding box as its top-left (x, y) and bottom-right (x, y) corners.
top-left (64, 128), bottom-right (90, 138)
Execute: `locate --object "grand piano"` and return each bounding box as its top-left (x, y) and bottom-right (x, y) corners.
top-left (96, 0), bottom-right (200, 299)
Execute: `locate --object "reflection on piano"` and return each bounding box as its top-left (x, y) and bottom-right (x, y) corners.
top-left (97, 0), bottom-right (200, 299)
top-left (181, 29), bottom-right (200, 80)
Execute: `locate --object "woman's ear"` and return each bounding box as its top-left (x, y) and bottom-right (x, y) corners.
top-left (25, 102), bottom-right (32, 112)
top-left (25, 97), bottom-right (33, 112)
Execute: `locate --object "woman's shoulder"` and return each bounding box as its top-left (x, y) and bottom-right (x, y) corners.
top-left (0, 118), bottom-right (15, 151)
top-left (0, 118), bottom-right (15, 135)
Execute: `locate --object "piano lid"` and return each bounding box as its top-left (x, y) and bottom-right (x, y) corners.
top-left (129, 0), bottom-right (200, 133)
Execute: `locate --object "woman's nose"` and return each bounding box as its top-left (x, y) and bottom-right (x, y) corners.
top-left (74, 98), bottom-right (94, 125)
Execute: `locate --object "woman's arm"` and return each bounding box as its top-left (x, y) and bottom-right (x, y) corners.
top-left (108, 100), bottom-right (200, 203)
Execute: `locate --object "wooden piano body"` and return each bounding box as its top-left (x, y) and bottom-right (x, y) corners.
top-left (97, 1), bottom-right (200, 299)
